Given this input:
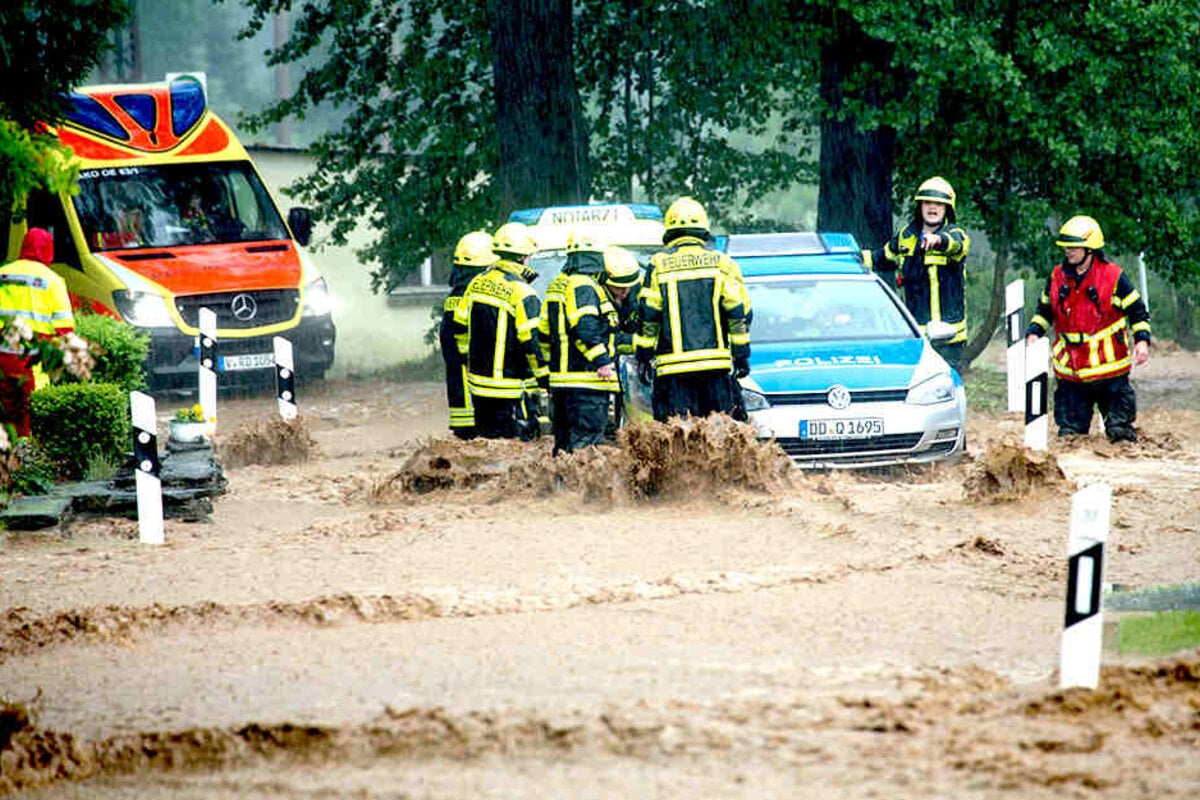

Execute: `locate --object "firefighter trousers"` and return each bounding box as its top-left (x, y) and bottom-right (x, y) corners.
top-left (551, 389), bottom-right (609, 455)
top-left (652, 369), bottom-right (737, 422)
top-left (1053, 374), bottom-right (1137, 442)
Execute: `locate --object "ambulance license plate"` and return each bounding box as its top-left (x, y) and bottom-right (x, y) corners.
top-left (220, 353), bottom-right (274, 372)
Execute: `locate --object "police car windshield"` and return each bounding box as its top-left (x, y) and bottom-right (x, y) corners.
top-left (746, 276), bottom-right (915, 343)
top-left (73, 162), bottom-right (288, 251)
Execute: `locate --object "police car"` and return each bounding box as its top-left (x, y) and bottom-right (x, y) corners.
top-left (621, 232), bottom-right (967, 468)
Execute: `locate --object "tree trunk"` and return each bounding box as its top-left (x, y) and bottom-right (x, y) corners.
top-left (815, 31), bottom-right (895, 251)
top-left (488, 0), bottom-right (590, 216)
top-left (961, 166), bottom-right (1016, 371)
top-left (1176, 287), bottom-right (1199, 350)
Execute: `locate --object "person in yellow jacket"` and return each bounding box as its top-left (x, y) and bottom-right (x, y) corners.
top-left (440, 231), bottom-right (497, 439)
top-left (862, 176), bottom-right (971, 371)
top-left (539, 232), bottom-right (626, 454)
top-left (452, 222), bottom-right (547, 440)
top-left (0, 228), bottom-right (76, 435)
top-left (634, 197), bottom-right (751, 421)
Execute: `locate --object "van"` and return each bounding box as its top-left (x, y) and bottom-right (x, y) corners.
top-left (3, 74), bottom-right (336, 390)
top-left (507, 202), bottom-right (664, 296)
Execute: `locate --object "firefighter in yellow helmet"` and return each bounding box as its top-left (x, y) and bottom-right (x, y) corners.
top-left (1025, 215), bottom-right (1151, 442)
top-left (452, 222), bottom-right (547, 440)
top-left (440, 231), bottom-right (497, 439)
top-left (634, 197), bottom-right (751, 421)
top-left (598, 244), bottom-right (642, 356)
top-left (538, 230), bottom-right (622, 454)
top-left (862, 176), bottom-right (971, 371)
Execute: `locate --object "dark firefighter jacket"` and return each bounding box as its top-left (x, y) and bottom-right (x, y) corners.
top-left (633, 236), bottom-right (750, 377)
top-left (452, 259), bottom-right (547, 399)
top-left (864, 220), bottom-right (971, 343)
top-left (1026, 257), bottom-right (1151, 383)
top-left (539, 256), bottom-right (620, 392)
top-left (440, 265), bottom-right (485, 428)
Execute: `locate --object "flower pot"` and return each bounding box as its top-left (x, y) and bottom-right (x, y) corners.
top-left (169, 420), bottom-right (210, 443)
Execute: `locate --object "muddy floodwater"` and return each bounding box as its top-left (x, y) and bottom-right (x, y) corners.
top-left (2, 347), bottom-right (1199, 798)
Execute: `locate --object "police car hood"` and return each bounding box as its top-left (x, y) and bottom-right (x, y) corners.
top-left (747, 337), bottom-right (928, 393)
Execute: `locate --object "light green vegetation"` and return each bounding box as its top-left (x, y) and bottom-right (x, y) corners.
top-left (1117, 611), bottom-right (1200, 657)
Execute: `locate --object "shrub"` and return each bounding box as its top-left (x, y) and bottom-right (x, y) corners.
top-left (63, 313), bottom-right (149, 393)
top-left (29, 383), bottom-right (130, 479)
top-left (7, 438), bottom-right (59, 495)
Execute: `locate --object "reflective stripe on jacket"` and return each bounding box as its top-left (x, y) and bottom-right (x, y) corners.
top-left (634, 238), bottom-right (750, 377)
top-left (452, 260), bottom-right (546, 399)
top-left (0, 260), bottom-right (75, 342)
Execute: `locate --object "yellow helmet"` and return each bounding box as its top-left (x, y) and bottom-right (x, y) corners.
top-left (453, 231), bottom-right (499, 267)
top-left (1056, 215), bottom-right (1105, 250)
top-left (492, 222), bottom-right (538, 258)
top-left (664, 196), bottom-right (710, 233)
top-left (914, 176), bottom-right (956, 210)
top-left (566, 228), bottom-right (606, 254)
top-left (602, 246), bottom-right (641, 288)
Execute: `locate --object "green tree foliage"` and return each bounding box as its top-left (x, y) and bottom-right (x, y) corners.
top-left (0, 0), bottom-right (130, 212)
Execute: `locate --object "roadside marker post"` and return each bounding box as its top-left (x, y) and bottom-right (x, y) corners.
top-left (1024, 336), bottom-right (1049, 451)
top-left (130, 391), bottom-right (164, 545)
top-left (198, 307), bottom-right (218, 427)
top-left (274, 336), bottom-right (298, 420)
top-left (1060, 483), bottom-right (1111, 689)
top-left (1005, 279), bottom-right (1025, 413)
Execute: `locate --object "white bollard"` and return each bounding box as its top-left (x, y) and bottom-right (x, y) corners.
top-left (1005, 279), bottom-right (1025, 413)
top-left (1060, 483), bottom-right (1111, 689)
top-left (1024, 336), bottom-right (1050, 451)
top-left (274, 336), bottom-right (298, 420)
top-left (130, 391), bottom-right (164, 545)
top-left (198, 307), bottom-right (218, 427)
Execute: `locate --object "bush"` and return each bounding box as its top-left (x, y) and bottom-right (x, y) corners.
top-left (29, 383), bottom-right (130, 479)
top-left (7, 438), bottom-right (59, 495)
top-left (63, 313), bottom-right (149, 393)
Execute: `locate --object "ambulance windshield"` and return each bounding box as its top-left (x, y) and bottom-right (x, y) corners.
top-left (72, 161), bottom-right (288, 251)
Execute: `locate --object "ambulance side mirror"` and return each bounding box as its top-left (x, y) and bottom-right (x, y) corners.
top-left (288, 207), bottom-right (313, 247)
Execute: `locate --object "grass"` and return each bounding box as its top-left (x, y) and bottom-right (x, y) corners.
top-left (343, 351), bottom-right (444, 384)
top-left (962, 364), bottom-right (1009, 413)
top-left (1117, 610), bottom-right (1200, 656)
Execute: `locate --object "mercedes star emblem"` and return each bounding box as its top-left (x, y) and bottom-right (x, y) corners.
top-left (230, 293), bottom-right (258, 321)
top-left (826, 384), bottom-right (852, 410)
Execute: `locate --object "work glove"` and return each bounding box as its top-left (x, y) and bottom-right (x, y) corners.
top-left (637, 358), bottom-right (654, 387)
top-left (734, 356), bottom-right (750, 379)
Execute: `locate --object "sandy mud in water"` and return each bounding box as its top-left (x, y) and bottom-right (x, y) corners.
top-left (1, 351), bottom-right (1199, 798)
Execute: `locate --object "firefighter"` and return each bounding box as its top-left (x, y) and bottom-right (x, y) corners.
top-left (599, 244), bottom-right (642, 356)
top-left (0, 228), bottom-right (76, 436)
top-left (440, 231), bottom-right (497, 439)
top-left (539, 231), bottom-right (622, 454)
top-left (452, 222), bottom-right (547, 440)
top-left (1025, 215), bottom-right (1151, 442)
top-left (634, 197), bottom-right (750, 421)
top-left (863, 176), bottom-right (971, 371)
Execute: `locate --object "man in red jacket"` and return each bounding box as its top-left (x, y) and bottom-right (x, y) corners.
top-left (1025, 215), bottom-right (1151, 442)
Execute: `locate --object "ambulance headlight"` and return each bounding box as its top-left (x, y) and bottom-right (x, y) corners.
top-left (112, 290), bottom-right (174, 328)
top-left (302, 277), bottom-right (334, 317)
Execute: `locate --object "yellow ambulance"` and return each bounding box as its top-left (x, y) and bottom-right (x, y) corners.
top-left (4, 74), bottom-right (336, 389)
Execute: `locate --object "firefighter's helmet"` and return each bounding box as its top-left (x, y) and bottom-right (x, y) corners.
top-left (664, 196), bottom-right (710, 233)
top-left (492, 222), bottom-right (538, 258)
top-left (453, 231), bottom-right (499, 267)
top-left (566, 228), bottom-right (606, 254)
top-left (1056, 215), bottom-right (1105, 250)
top-left (914, 176), bottom-right (956, 210)
top-left (602, 246), bottom-right (642, 288)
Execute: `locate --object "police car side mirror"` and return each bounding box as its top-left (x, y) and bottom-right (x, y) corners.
top-left (924, 320), bottom-right (957, 342)
top-left (288, 207), bottom-right (313, 247)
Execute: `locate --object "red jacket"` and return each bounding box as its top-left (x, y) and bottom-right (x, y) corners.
top-left (1047, 258), bottom-right (1131, 382)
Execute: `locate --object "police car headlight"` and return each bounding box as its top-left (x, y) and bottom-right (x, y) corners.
top-left (906, 372), bottom-right (955, 405)
top-left (112, 290), bottom-right (174, 328)
top-left (302, 277), bottom-right (334, 317)
top-left (741, 387), bottom-right (770, 412)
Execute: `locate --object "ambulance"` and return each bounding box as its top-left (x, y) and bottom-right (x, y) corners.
top-left (507, 202), bottom-right (664, 295)
top-left (4, 74), bottom-right (336, 390)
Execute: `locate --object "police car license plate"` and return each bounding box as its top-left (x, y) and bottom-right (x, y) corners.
top-left (220, 353), bottom-right (274, 372)
top-left (800, 418), bottom-right (884, 440)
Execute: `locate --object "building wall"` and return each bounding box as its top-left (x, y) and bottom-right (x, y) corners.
top-left (250, 148), bottom-right (436, 377)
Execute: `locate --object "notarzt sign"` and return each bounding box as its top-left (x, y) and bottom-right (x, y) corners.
top-left (542, 205), bottom-right (633, 226)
